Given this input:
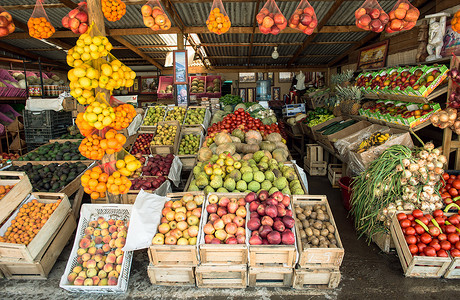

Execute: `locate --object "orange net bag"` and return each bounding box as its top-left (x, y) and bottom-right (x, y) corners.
top-left (355, 0), bottom-right (388, 33)
top-left (453, 10), bottom-right (460, 34)
top-left (288, 0), bottom-right (317, 35)
top-left (109, 96), bottom-right (137, 131)
top-left (206, 0), bottom-right (231, 35)
top-left (62, 1), bottom-right (89, 34)
top-left (102, 0), bottom-right (126, 22)
top-left (386, 0), bottom-right (419, 33)
top-left (0, 6), bottom-right (15, 37)
top-left (28, 0), bottom-right (55, 39)
top-left (256, 0), bottom-right (287, 35)
top-left (141, 0), bottom-right (171, 31)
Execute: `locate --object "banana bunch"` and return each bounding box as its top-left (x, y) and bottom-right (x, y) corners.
top-left (357, 132), bottom-right (390, 153)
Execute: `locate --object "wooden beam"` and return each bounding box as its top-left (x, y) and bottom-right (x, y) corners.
top-left (247, 0), bottom-right (262, 66)
top-left (288, 0), bottom-right (346, 66)
top-left (327, 33), bottom-right (378, 67)
top-left (9, 20), bottom-right (73, 50)
top-left (59, 0), bottom-right (78, 9)
top-left (161, 65), bottom-right (328, 74)
top-left (162, 0), bottom-right (186, 33)
top-left (0, 41), bottom-right (65, 67)
top-left (112, 36), bottom-right (164, 70)
top-left (210, 55), bottom-right (335, 59)
top-left (88, 0), bottom-right (106, 36)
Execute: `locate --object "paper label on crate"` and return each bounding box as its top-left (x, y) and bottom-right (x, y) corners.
top-left (123, 190), bottom-right (168, 251)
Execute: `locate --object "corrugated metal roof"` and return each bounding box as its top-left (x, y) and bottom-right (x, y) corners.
top-left (250, 57), bottom-right (290, 66)
top-left (199, 33), bottom-right (251, 44)
top-left (253, 32), bottom-right (306, 44)
top-left (327, 0), bottom-right (396, 26)
top-left (297, 56), bottom-right (332, 65)
top-left (121, 35), bottom-right (166, 46)
top-left (206, 46), bottom-right (248, 57)
top-left (313, 32), bottom-right (369, 42)
top-left (302, 43), bottom-right (352, 56)
top-left (209, 57), bottom-right (246, 66)
top-left (3, 38), bottom-right (55, 50)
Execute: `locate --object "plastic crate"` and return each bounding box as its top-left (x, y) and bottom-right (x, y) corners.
top-left (25, 127), bottom-right (68, 144)
top-left (24, 110), bottom-right (72, 129)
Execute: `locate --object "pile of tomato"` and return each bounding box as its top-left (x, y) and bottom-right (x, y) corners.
top-left (439, 173), bottom-right (460, 206)
top-left (207, 109), bottom-right (280, 136)
top-left (398, 207), bottom-right (460, 257)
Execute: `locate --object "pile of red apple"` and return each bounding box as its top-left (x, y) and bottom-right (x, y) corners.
top-left (130, 133), bottom-right (154, 155)
top-left (141, 154), bottom-right (174, 177)
top-left (130, 175), bottom-right (167, 191)
top-left (386, 1), bottom-right (419, 33)
top-left (62, 2), bottom-right (89, 35)
top-left (0, 11), bottom-right (15, 37)
top-left (397, 209), bottom-right (460, 257)
top-left (256, 7), bottom-right (286, 35)
top-left (203, 194), bottom-right (247, 244)
top-left (247, 191), bottom-right (295, 245)
top-left (355, 6), bottom-right (388, 33)
top-left (0, 152), bottom-right (19, 164)
top-left (288, 6), bottom-right (317, 35)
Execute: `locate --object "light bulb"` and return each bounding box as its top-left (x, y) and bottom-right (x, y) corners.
top-left (272, 47), bottom-right (279, 60)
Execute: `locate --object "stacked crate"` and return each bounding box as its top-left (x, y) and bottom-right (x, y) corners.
top-left (304, 144), bottom-right (327, 176)
top-left (24, 110), bottom-right (73, 144)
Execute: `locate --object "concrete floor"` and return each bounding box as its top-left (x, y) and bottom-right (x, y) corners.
top-left (1, 176), bottom-right (459, 299)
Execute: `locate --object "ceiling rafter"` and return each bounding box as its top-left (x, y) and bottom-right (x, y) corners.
top-left (111, 36), bottom-right (164, 70)
top-left (247, 0), bottom-right (262, 66)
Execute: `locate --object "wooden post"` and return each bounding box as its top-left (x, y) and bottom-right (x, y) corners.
top-left (177, 34), bottom-right (184, 50)
top-left (87, 0), bottom-right (106, 36)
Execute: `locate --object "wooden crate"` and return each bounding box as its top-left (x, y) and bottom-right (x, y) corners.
top-left (128, 130), bottom-right (156, 155)
top-left (199, 193), bottom-right (248, 265)
top-left (150, 120), bottom-right (181, 155)
top-left (390, 213), bottom-right (451, 278)
top-left (0, 192), bottom-right (71, 263)
top-left (0, 213), bottom-right (76, 279)
top-left (148, 191), bottom-right (205, 266)
top-left (0, 171), bottom-right (32, 225)
top-left (248, 266), bottom-right (293, 287)
top-left (293, 195), bottom-right (344, 269)
top-left (182, 106), bottom-right (211, 129)
top-left (445, 257), bottom-right (460, 279)
top-left (249, 245), bottom-right (296, 267)
top-left (195, 264), bottom-right (247, 288)
top-left (371, 231), bottom-right (394, 254)
top-left (176, 126), bottom-right (203, 169)
top-left (147, 264), bottom-right (195, 286)
top-left (327, 164), bottom-right (342, 188)
top-left (292, 268), bottom-right (341, 289)
top-left (304, 144), bottom-right (327, 176)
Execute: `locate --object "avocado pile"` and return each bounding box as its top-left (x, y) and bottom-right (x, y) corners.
top-left (8, 162), bottom-right (88, 192)
top-left (18, 142), bottom-right (86, 161)
top-left (59, 132), bottom-right (85, 139)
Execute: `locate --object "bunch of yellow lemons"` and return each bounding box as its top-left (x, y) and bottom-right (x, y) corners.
top-left (83, 101), bottom-right (116, 130)
top-left (66, 34), bottom-right (113, 67)
top-left (68, 63), bottom-right (97, 105)
top-left (99, 59), bottom-right (136, 91)
top-left (115, 155), bottom-right (142, 177)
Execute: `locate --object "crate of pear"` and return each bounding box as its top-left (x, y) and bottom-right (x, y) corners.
top-left (178, 134), bottom-right (200, 156)
top-left (165, 106), bottom-right (186, 123)
top-left (183, 107), bottom-right (206, 126)
top-left (150, 121), bottom-right (181, 155)
top-left (141, 106), bottom-right (166, 129)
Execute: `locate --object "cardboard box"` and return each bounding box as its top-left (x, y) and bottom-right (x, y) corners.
top-left (282, 104), bottom-right (305, 117)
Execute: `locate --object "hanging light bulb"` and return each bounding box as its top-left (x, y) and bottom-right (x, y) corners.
top-left (272, 46), bottom-right (279, 60)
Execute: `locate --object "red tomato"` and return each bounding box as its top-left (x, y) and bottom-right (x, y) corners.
top-left (440, 240), bottom-right (452, 251)
top-left (445, 225), bottom-right (457, 234)
top-left (440, 188), bottom-right (446, 193)
top-left (437, 249), bottom-right (449, 257)
top-left (449, 188), bottom-right (459, 197)
top-left (433, 210), bottom-right (444, 218)
top-left (418, 216), bottom-right (429, 225)
top-left (448, 178), bottom-right (455, 184)
top-left (414, 224), bottom-right (425, 235)
top-left (442, 192), bottom-right (451, 199)
top-left (424, 246), bottom-right (436, 256)
top-left (429, 240), bottom-right (441, 251)
top-left (407, 214), bottom-right (415, 221)
top-left (445, 184), bottom-right (452, 190)
top-left (453, 180), bottom-right (460, 190)
top-left (443, 173), bottom-right (450, 181)
top-left (438, 233), bottom-right (447, 242)
top-left (400, 219), bottom-right (411, 228)
top-left (408, 244), bottom-right (418, 255)
top-left (447, 233), bottom-right (460, 244)
top-left (445, 198), bottom-right (453, 205)
top-left (450, 175), bottom-right (457, 180)
top-left (405, 227), bottom-right (416, 236)
top-left (435, 216), bottom-right (445, 225)
top-left (451, 248), bottom-right (460, 257)
top-left (417, 242), bottom-right (427, 253)
top-left (420, 233), bottom-right (432, 244)
top-left (456, 241), bottom-right (460, 250)
top-left (412, 209), bottom-right (423, 219)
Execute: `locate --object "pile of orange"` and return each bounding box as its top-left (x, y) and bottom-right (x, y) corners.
top-left (76, 112), bottom-right (94, 137)
top-left (0, 185), bottom-right (15, 200)
top-left (453, 10), bottom-right (460, 33)
top-left (111, 104), bottom-right (137, 130)
top-left (81, 166), bottom-right (109, 200)
top-left (102, 0), bottom-right (126, 22)
top-left (106, 171), bottom-right (131, 195)
top-left (101, 129), bottom-right (126, 154)
top-left (79, 134), bottom-right (105, 160)
top-left (28, 17), bottom-right (55, 39)
top-left (206, 7), bottom-right (231, 35)
top-left (0, 199), bottom-right (61, 245)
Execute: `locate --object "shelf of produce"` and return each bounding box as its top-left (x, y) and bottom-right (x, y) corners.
top-left (363, 85), bottom-right (448, 104)
top-left (348, 115), bottom-right (432, 132)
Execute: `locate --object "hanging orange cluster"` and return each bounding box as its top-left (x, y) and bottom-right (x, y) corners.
top-left (81, 166), bottom-right (109, 200)
top-left (28, 17), bottom-right (55, 39)
top-left (206, 8), bottom-right (231, 35)
top-left (106, 171), bottom-right (131, 195)
top-left (102, 0), bottom-right (126, 22)
top-left (111, 104), bottom-right (137, 131)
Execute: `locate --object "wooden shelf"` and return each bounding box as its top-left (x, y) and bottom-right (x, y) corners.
top-left (0, 97), bottom-right (27, 102)
top-left (363, 85), bottom-right (448, 104)
top-left (349, 114), bottom-right (431, 132)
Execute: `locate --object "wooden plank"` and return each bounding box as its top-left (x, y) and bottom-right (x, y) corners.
top-left (195, 264), bottom-right (247, 288)
top-left (444, 257), bottom-right (460, 279)
top-left (293, 268), bottom-right (341, 289)
top-left (0, 171), bottom-right (32, 225)
top-left (147, 264), bottom-right (195, 286)
top-left (248, 266), bottom-right (293, 287)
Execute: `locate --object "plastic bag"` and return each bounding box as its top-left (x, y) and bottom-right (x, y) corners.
top-left (288, 0), bottom-right (317, 35)
top-left (102, 0), bottom-right (126, 22)
top-left (206, 0), bottom-right (231, 35)
top-left (354, 0), bottom-right (388, 33)
top-left (62, 1), bottom-right (88, 34)
top-left (28, 0), bottom-right (55, 39)
top-left (0, 6), bottom-right (15, 37)
top-left (141, 0), bottom-right (171, 31)
top-left (256, 0), bottom-right (287, 35)
top-left (386, 0), bottom-right (419, 33)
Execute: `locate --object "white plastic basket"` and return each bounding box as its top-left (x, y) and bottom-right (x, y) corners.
top-left (60, 204), bottom-right (133, 293)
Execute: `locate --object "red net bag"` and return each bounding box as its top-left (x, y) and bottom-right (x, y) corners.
top-left (0, 6), bottom-right (15, 37)
top-left (109, 95), bottom-right (137, 131)
top-left (386, 0), bottom-right (419, 33)
top-left (62, 1), bottom-right (89, 35)
top-left (28, 0), bottom-right (55, 39)
top-left (102, 0), bottom-right (126, 22)
top-left (354, 0), bottom-right (388, 33)
top-left (141, 0), bottom-right (171, 31)
top-left (288, 0), bottom-right (317, 35)
top-left (256, 0), bottom-right (287, 35)
top-left (206, 0), bottom-right (231, 35)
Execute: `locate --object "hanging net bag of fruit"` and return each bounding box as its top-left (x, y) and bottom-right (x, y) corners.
top-left (386, 0), bottom-right (419, 33)
top-left (452, 9), bottom-right (460, 34)
top-left (288, 0), bottom-right (317, 35)
top-left (206, 0), bottom-right (231, 35)
top-left (28, 0), bottom-right (55, 39)
top-left (62, 1), bottom-right (89, 35)
top-left (102, 0), bottom-right (126, 22)
top-left (141, 0), bottom-right (171, 31)
top-left (0, 6), bottom-right (15, 37)
top-left (257, 0), bottom-right (287, 35)
top-left (354, 0), bottom-right (389, 33)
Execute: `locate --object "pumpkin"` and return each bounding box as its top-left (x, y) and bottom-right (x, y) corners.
top-left (197, 147), bottom-right (213, 162)
top-left (215, 132), bottom-right (232, 145)
top-left (246, 138), bottom-right (260, 145)
top-left (209, 143), bottom-right (217, 153)
top-left (242, 143), bottom-right (260, 153)
top-left (230, 136), bottom-right (241, 143)
top-left (245, 130), bottom-right (262, 143)
top-left (267, 132), bottom-right (282, 143)
top-left (275, 141), bottom-right (288, 151)
top-left (263, 150), bottom-right (272, 160)
top-left (231, 128), bottom-right (245, 142)
top-left (272, 148), bottom-right (288, 162)
top-left (234, 142), bottom-right (244, 152)
top-left (216, 143), bottom-right (236, 155)
top-left (259, 141), bottom-right (276, 152)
